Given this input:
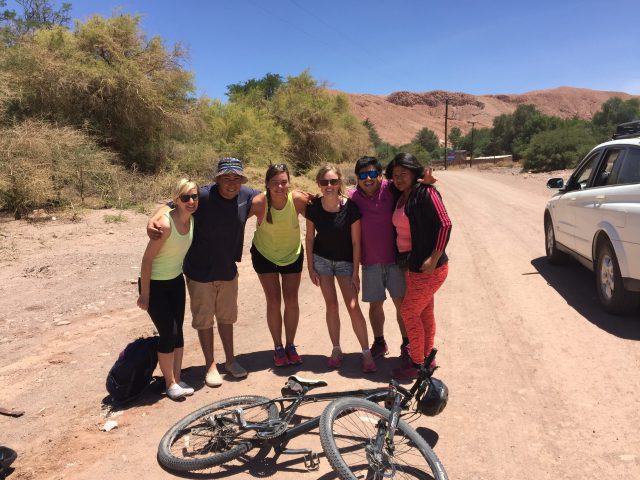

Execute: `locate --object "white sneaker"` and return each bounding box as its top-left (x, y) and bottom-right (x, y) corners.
top-left (178, 381), bottom-right (194, 396)
top-left (166, 383), bottom-right (189, 400)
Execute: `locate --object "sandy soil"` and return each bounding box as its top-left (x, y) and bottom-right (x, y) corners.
top-left (1, 167), bottom-right (639, 480)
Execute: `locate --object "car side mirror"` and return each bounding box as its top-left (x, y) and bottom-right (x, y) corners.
top-left (546, 178), bottom-right (564, 189)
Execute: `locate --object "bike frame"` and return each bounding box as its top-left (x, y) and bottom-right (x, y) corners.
top-left (209, 349), bottom-right (438, 467)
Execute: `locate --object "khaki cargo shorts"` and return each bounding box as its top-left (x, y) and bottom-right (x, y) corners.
top-left (186, 274), bottom-right (238, 329)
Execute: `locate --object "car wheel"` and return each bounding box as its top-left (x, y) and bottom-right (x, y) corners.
top-left (544, 216), bottom-right (568, 265)
top-left (595, 240), bottom-right (640, 315)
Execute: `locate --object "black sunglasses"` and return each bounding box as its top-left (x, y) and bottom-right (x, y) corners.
top-left (357, 170), bottom-right (380, 180)
top-left (179, 193), bottom-right (199, 202)
top-left (319, 179), bottom-right (340, 186)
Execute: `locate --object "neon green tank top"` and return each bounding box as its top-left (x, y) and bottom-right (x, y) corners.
top-left (253, 191), bottom-right (301, 266)
top-left (151, 211), bottom-right (193, 280)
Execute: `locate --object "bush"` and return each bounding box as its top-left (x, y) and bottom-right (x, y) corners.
top-left (522, 122), bottom-right (599, 171)
top-left (2, 15), bottom-right (196, 171)
top-left (269, 72), bottom-right (371, 173)
top-left (0, 120), bottom-right (123, 217)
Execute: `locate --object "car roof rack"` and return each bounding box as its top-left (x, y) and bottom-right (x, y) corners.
top-left (612, 120), bottom-right (640, 139)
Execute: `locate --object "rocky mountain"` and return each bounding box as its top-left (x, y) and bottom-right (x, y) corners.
top-left (331, 87), bottom-right (636, 146)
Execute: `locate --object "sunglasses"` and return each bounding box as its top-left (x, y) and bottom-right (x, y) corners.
top-left (319, 179), bottom-right (340, 187)
top-left (179, 193), bottom-right (199, 202)
top-left (357, 170), bottom-right (380, 180)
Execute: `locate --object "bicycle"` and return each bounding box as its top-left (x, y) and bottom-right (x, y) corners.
top-left (157, 349), bottom-right (448, 479)
top-left (319, 349), bottom-right (448, 479)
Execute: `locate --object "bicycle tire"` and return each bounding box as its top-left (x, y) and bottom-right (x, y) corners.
top-left (157, 395), bottom-right (278, 472)
top-left (320, 397), bottom-right (448, 480)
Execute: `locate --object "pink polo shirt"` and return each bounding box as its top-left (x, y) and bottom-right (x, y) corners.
top-left (349, 180), bottom-right (396, 266)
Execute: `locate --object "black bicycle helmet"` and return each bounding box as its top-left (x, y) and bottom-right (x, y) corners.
top-left (416, 377), bottom-right (448, 416)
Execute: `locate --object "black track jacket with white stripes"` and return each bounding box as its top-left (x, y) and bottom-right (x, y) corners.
top-left (404, 184), bottom-right (452, 273)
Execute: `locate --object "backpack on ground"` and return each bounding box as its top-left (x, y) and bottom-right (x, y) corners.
top-left (106, 336), bottom-right (159, 404)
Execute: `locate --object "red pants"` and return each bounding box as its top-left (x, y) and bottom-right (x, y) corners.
top-left (400, 263), bottom-right (448, 365)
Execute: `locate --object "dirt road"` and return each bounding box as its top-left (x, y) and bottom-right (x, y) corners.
top-left (1, 168), bottom-right (638, 479)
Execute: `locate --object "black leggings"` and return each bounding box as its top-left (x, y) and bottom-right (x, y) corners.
top-left (144, 275), bottom-right (185, 354)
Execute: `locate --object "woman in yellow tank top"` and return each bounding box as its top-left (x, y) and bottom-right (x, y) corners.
top-left (137, 178), bottom-right (198, 401)
top-left (250, 164), bottom-right (309, 367)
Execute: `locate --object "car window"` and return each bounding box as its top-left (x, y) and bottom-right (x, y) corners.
top-left (595, 149), bottom-right (623, 186)
top-left (572, 152), bottom-right (601, 190)
top-left (614, 147), bottom-right (640, 185)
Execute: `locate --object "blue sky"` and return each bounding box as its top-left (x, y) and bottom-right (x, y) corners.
top-left (13, 0), bottom-right (640, 100)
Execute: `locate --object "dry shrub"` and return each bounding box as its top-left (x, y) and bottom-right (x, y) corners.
top-left (0, 120), bottom-right (123, 217)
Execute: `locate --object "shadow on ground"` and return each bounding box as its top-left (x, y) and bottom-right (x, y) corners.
top-left (158, 424), bottom-right (442, 479)
top-left (236, 350), bottom-right (408, 384)
top-left (531, 256), bottom-right (640, 339)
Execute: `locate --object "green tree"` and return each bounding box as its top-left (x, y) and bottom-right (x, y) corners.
top-left (592, 97), bottom-right (640, 138)
top-left (448, 127), bottom-right (462, 150)
top-left (487, 104), bottom-right (556, 159)
top-left (414, 127), bottom-right (440, 153)
top-left (459, 127), bottom-right (492, 157)
top-left (1, 0), bottom-right (71, 45)
top-left (201, 98), bottom-right (289, 167)
top-left (522, 122), bottom-right (599, 171)
top-left (269, 71), bottom-right (370, 172)
top-left (2, 14), bottom-right (196, 170)
top-left (363, 119), bottom-right (398, 163)
top-left (226, 72), bottom-right (284, 103)
top-left (400, 142), bottom-right (431, 164)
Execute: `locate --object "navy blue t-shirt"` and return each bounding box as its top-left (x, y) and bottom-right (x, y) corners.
top-left (183, 184), bottom-right (258, 282)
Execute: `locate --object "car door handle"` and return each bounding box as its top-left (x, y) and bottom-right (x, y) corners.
top-left (595, 195), bottom-right (605, 200)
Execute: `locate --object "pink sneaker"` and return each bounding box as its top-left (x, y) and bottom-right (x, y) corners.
top-left (285, 344), bottom-right (302, 365)
top-left (327, 348), bottom-right (343, 368)
top-left (273, 346), bottom-right (288, 367)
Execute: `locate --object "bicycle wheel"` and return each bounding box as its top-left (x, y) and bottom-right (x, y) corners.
top-left (320, 397), bottom-right (448, 480)
top-left (157, 395), bottom-right (278, 472)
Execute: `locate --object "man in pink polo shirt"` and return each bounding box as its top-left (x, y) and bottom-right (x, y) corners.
top-left (350, 156), bottom-right (436, 360)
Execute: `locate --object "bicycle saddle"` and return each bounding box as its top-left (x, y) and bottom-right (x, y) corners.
top-left (287, 375), bottom-right (328, 389)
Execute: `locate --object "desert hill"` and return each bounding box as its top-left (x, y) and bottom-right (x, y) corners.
top-left (330, 86), bottom-right (637, 146)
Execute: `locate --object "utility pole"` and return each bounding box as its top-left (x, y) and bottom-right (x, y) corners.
top-left (443, 99), bottom-right (449, 170)
top-left (467, 120), bottom-right (477, 168)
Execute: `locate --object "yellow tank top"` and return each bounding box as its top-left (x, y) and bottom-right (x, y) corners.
top-left (253, 192), bottom-right (301, 266)
top-left (151, 212), bottom-right (193, 280)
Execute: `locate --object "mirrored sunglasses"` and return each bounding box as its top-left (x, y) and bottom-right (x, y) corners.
top-left (357, 170), bottom-right (380, 180)
top-left (179, 193), bottom-right (199, 202)
top-left (319, 179), bottom-right (340, 186)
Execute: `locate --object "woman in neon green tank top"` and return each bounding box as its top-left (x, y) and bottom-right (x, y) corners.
top-left (250, 164), bottom-right (309, 367)
top-left (137, 178), bottom-right (198, 401)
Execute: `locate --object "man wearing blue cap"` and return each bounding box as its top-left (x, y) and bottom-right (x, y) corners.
top-left (148, 158), bottom-right (258, 387)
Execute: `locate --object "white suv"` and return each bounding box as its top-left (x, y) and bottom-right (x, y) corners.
top-left (544, 122), bottom-right (640, 315)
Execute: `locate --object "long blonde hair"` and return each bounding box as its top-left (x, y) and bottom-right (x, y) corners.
top-left (316, 163), bottom-right (344, 197)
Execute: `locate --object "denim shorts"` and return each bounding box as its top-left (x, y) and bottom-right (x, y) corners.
top-left (361, 263), bottom-right (406, 302)
top-left (313, 253), bottom-right (353, 277)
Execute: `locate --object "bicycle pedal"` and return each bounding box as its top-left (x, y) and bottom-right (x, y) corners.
top-left (303, 451), bottom-right (319, 470)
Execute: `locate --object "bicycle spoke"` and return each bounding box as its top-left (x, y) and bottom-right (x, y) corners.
top-left (321, 399), bottom-right (445, 479)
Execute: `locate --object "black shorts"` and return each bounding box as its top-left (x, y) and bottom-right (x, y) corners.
top-left (250, 243), bottom-right (304, 275)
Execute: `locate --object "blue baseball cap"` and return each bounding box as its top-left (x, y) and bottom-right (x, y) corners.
top-left (215, 157), bottom-right (248, 183)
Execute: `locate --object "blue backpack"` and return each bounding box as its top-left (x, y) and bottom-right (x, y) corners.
top-left (106, 336), bottom-right (159, 404)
